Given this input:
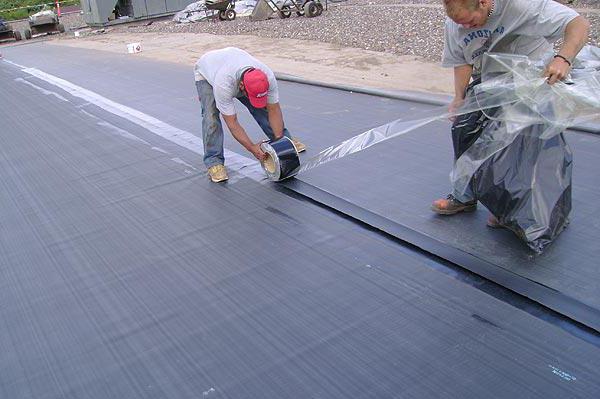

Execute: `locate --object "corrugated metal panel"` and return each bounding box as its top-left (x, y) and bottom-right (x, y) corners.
top-left (166, 0), bottom-right (190, 13)
top-left (144, 0), bottom-right (167, 15)
top-left (81, 0), bottom-right (195, 24)
top-left (132, 0), bottom-right (148, 17)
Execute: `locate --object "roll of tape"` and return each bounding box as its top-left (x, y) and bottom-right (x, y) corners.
top-left (260, 137), bottom-right (300, 181)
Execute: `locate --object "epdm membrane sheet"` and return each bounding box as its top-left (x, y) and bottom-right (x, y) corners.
top-left (4, 44), bottom-right (600, 320)
top-left (1, 44), bottom-right (600, 397)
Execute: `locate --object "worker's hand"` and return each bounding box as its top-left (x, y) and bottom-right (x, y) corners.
top-left (544, 57), bottom-right (571, 85)
top-left (249, 143), bottom-right (267, 162)
top-left (448, 97), bottom-right (464, 122)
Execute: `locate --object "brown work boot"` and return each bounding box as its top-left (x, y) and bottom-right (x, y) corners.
top-left (431, 194), bottom-right (477, 215)
top-left (207, 164), bottom-right (228, 183)
top-left (291, 137), bottom-right (306, 153)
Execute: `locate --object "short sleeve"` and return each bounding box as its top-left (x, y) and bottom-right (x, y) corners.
top-left (214, 84), bottom-right (236, 116)
top-left (442, 19), bottom-right (469, 68)
top-left (266, 73), bottom-right (279, 104)
top-left (513, 0), bottom-right (579, 41)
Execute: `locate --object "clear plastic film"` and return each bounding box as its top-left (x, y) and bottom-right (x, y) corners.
top-left (298, 47), bottom-right (600, 252)
top-left (297, 88), bottom-right (516, 174)
top-left (451, 50), bottom-right (600, 252)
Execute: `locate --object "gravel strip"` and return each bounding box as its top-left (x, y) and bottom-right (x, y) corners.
top-left (338, 0), bottom-right (600, 7)
top-left (106, 0), bottom-right (600, 63)
top-left (12, 1), bottom-right (598, 64)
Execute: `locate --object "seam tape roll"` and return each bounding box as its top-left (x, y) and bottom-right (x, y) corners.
top-left (260, 137), bottom-right (301, 181)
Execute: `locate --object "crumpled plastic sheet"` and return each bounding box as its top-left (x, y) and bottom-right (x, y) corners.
top-left (173, 0), bottom-right (260, 22)
top-left (29, 8), bottom-right (57, 24)
top-left (173, 1), bottom-right (215, 23)
top-left (298, 47), bottom-right (600, 252)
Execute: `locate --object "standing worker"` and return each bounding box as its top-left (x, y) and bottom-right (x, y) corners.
top-left (194, 47), bottom-right (306, 183)
top-left (431, 0), bottom-right (589, 222)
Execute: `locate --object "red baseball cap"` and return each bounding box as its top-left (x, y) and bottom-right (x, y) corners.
top-left (243, 68), bottom-right (269, 108)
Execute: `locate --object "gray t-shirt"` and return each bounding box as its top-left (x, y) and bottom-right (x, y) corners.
top-left (442, 0), bottom-right (579, 79)
top-left (194, 47), bottom-right (279, 115)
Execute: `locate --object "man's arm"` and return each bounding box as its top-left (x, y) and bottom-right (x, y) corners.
top-left (222, 114), bottom-right (267, 161)
top-left (544, 16), bottom-right (590, 85)
top-left (449, 64), bottom-right (473, 117)
top-left (266, 102), bottom-right (285, 139)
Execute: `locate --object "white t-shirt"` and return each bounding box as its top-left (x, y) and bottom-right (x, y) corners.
top-left (442, 0), bottom-right (579, 79)
top-left (194, 47), bottom-right (279, 115)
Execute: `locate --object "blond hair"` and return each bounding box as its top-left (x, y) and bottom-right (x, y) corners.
top-left (443, 0), bottom-right (480, 17)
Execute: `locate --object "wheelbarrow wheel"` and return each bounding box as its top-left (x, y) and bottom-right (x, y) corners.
top-left (218, 10), bottom-right (227, 20)
top-left (225, 9), bottom-right (236, 20)
top-left (316, 2), bottom-right (323, 15)
top-left (303, 1), bottom-right (319, 17)
top-left (24, 29), bottom-right (32, 40)
top-left (278, 5), bottom-right (292, 18)
top-left (13, 30), bottom-right (22, 41)
top-left (57, 23), bottom-right (65, 33)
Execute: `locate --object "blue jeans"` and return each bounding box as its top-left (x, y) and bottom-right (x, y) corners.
top-left (452, 182), bottom-right (476, 203)
top-left (196, 80), bottom-right (292, 168)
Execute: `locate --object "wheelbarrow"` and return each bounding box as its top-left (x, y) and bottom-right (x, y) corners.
top-left (274, 0), bottom-right (325, 18)
top-left (205, 0), bottom-right (237, 21)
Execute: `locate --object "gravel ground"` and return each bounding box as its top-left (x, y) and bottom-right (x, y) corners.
top-left (107, 0), bottom-right (600, 63)
top-left (362, 0), bottom-right (600, 6)
top-left (9, 1), bottom-right (599, 64)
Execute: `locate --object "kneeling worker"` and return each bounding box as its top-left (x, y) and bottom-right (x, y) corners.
top-left (194, 47), bottom-right (306, 182)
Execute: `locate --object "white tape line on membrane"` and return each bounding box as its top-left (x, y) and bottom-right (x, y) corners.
top-left (6, 60), bottom-right (265, 182)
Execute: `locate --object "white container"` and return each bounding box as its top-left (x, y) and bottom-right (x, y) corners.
top-left (74, 31), bottom-right (80, 37)
top-left (127, 43), bottom-right (142, 54)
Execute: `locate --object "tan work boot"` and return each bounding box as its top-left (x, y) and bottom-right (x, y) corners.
top-left (431, 194), bottom-right (477, 215)
top-left (291, 137), bottom-right (307, 153)
top-left (207, 164), bottom-right (228, 183)
top-left (487, 215), bottom-right (505, 229)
